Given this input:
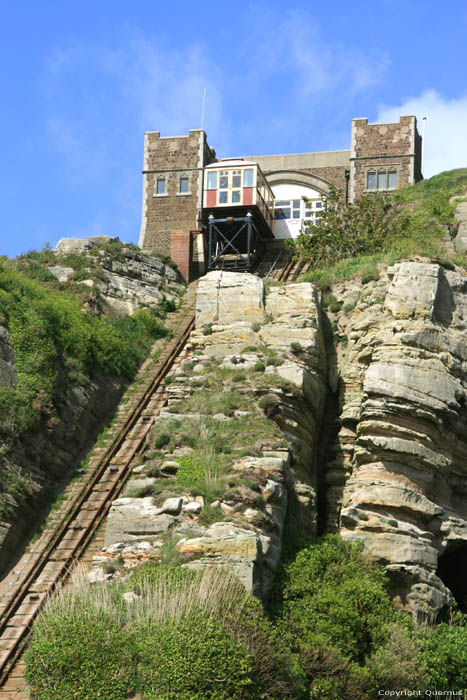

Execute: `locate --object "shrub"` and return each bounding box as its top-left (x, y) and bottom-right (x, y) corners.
top-left (366, 623), bottom-right (429, 693)
top-left (253, 361), bottom-right (265, 372)
top-left (258, 395), bottom-right (279, 410)
top-left (251, 322), bottom-right (261, 332)
top-left (137, 610), bottom-right (255, 699)
top-left (290, 342), bottom-right (304, 355)
top-left (33, 566), bottom-right (301, 700)
top-left (25, 608), bottom-right (138, 700)
top-left (291, 187), bottom-right (406, 267)
top-left (419, 619), bottom-right (467, 689)
top-left (153, 433), bottom-right (170, 449)
top-left (278, 535), bottom-right (395, 664)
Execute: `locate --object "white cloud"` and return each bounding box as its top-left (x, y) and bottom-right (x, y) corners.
top-left (378, 90), bottom-right (467, 178)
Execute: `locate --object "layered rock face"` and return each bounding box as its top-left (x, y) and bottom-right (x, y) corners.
top-left (53, 236), bottom-right (184, 318)
top-left (329, 261), bottom-right (467, 618)
top-left (101, 271), bottom-right (327, 596)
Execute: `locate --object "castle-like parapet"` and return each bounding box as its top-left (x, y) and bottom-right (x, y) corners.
top-left (350, 115), bottom-right (422, 201)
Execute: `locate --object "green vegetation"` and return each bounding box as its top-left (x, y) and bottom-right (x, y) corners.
top-left (292, 169), bottom-right (467, 288)
top-left (0, 258), bottom-right (170, 437)
top-left (25, 534), bottom-right (467, 698)
top-left (25, 567), bottom-right (301, 700)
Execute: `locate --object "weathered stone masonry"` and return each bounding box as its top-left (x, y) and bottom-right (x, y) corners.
top-left (138, 116), bottom-right (423, 269)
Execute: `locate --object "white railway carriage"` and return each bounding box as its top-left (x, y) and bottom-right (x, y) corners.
top-left (203, 159), bottom-right (275, 233)
top-left (202, 159), bottom-right (275, 271)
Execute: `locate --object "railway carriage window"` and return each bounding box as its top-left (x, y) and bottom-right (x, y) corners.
top-left (388, 170), bottom-right (397, 189)
top-left (232, 170), bottom-right (241, 188)
top-left (219, 171), bottom-right (228, 203)
top-left (179, 176), bottom-right (189, 193)
top-left (207, 171), bottom-right (217, 189)
top-left (232, 190), bottom-right (241, 203)
top-left (243, 169), bottom-right (254, 187)
top-left (367, 172), bottom-right (377, 190)
top-left (156, 177), bottom-right (166, 195)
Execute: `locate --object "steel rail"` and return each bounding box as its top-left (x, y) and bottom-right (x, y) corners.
top-left (0, 313), bottom-right (195, 688)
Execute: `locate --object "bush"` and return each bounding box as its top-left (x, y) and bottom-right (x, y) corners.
top-left (290, 342), bottom-right (304, 355)
top-left (419, 619), bottom-right (467, 689)
top-left (153, 433), bottom-right (170, 449)
top-left (251, 322), bottom-right (261, 332)
top-left (26, 566), bottom-right (301, 699)
top-left (253, 361), bottom-right (265, 372)
top-left (138, 611), bottom-right (255, 699)
top-left (25, 609), bottom-right (138, 700)
top-left (278, 535), bottom-right (395, 664)
top-left (291, 187), bottom-right (406, 267)
top-left (366, 623), bottom-right (429, 693)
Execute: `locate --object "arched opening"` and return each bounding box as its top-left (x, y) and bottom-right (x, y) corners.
top-left (437, 542), bottom-right (467, 612)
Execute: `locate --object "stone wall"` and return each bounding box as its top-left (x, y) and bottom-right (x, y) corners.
top-left (138, 130), bottom-right (215, 256)
top-left (350, 116), bottom-right (422, 201)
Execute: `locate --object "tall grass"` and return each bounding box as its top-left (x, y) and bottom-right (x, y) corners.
top-left (35, 565), bottom-right (251, 633)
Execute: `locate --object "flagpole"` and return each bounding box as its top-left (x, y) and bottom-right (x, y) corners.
top-left (201, 86), bottom-right (207, 131)
top-left (421, 116), bottom-right (427, 176)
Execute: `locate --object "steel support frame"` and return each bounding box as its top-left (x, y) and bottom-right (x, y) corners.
top-left (207, 213), bottom-right (260, 270)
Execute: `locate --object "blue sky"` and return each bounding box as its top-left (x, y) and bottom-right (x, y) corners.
top-left (2, 0), bottom-right (467, 258)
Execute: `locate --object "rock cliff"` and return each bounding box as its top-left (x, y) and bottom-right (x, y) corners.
top-left (323, 260), bottom-right (467, 619)
top-left (100, 271), bottom-right (328, 596)
top-left (53, 236), bottom-right (184, 318)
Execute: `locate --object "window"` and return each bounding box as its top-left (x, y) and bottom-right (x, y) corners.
top-left (219, 191), bottom-right (228, 203)
top-left (156, 177), bottom-right (166, 195)
top-left (274, 200), bottom-right (291, 219)
top-left (179, 176), bottom-right (189, 194)
top-left (367, 169), bottom-right (397, 191)
top-left (232, 190), bottom-right (241, 203)
top-left (207, 171), bottom-right (217, 189)
top-left (388, 170), bottom-right (397, 189)
top-left (274, 199), bottom-right (302, 220)
top-left (243, 169), bottom-right (254, 187)
top-left (367, 172), bottom-right (377, 190)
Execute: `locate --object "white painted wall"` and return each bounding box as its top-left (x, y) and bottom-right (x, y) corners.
top-left (271, 183), bottom-right (323, 239)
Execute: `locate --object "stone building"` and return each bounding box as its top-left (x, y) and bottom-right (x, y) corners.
top-left (138, 116), bottom-right (422, 277)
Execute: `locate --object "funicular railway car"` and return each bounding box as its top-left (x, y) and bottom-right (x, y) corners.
top-left (203, 159), bottom-right (275, 270)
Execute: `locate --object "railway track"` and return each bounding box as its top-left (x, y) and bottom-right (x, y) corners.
top-left (0, 296), bottom-right (196, 698)
top-left (0, 257), bottom-right (309, 697)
